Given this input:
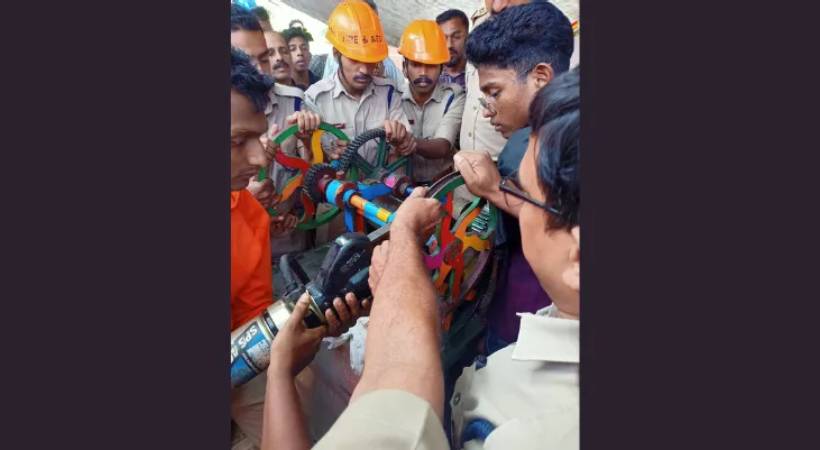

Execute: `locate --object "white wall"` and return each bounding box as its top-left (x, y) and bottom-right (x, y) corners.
top-left (259, 0), bottom-right (335, 55)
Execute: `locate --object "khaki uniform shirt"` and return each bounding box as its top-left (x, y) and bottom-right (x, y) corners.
top-left (305, 70), bottom-right (410, 166)
top-left (265, 82), bottom-right (309, 162)
top-left (313, 389), bottom-right (449, 450)
top-left (401, 83), bottom-right (465, 182)
top-left (311, 305), bottom-right (578, 450)
top-left (458, 8), bottom-right (508, 160)
top-left (450, 305), bottom-right (580, 450)
top-left (263, 83), bottom-right (311, 259)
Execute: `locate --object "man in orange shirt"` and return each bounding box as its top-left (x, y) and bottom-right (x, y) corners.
top-left (230, 47), bottom-right (276, 331)
top-left (230, 47), bottom-right (366, 448)
top-left (230, 48), bottom-right (281, 449)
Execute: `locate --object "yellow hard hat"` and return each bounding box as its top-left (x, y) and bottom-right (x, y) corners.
top-left (399, 20), bottom-right (450, 65)
top-left (325, 0), bottom-right (388, 63)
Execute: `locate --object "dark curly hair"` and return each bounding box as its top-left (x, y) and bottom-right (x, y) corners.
top-left (466, 2), bottom-right (573, 78)
top-left (231, 47), bottom-right (273, 113)
top-left (282, 26), bottom-right (314, 44)
top-left (529, 68), bottom-right (580, 230)
top-left (230, 4), bottom-right (262, 32)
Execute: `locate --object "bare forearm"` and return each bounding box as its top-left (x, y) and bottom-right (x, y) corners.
top-left (353, 227), bottom-right (444, 418)
top-left (261, 370), bottom-right (311, 450)
top-left (415, 138), bottom-right (454, 160)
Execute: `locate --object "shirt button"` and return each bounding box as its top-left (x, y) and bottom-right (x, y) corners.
top-left (468, 132), bottom-right (473, 137)
top-left (473, 106), bottom-right (477, 111)
top-left (453, 392), bottom-right (461, 405)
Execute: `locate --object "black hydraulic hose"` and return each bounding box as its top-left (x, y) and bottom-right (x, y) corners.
top-left (339, 128), bottom-right (386, 172)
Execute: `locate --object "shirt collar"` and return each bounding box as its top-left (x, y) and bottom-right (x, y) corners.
top-left (401, 83), bottom-right (446, 106)
top-left (273, 82), bottom-right (302, 98)
top-left (263, 87), bottom-right (279, 116)
top-left (333, 69), bottom-right (375, 101)
top-left (511, 305), bottom-right (579, 363)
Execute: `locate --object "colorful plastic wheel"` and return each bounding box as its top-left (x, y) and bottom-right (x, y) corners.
top-left (256, 122), bottom-right (350, 230)
top-left (423, 172), bottom-right (497, 331)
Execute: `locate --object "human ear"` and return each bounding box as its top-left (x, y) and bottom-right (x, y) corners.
top-left (562, 226), bottom-right (580, 292)
top-left (530, 62), bottom-right (554, 90)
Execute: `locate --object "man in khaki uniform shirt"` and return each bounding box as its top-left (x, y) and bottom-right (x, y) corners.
top-left (314, 68), bottom-right (581, 450)
top-left (397, 20), bottom-right (466, 184)
top-left (305, 74), bottom-right (411, 165)
top-left (450, 303), bottom-right (579, 449)
top-left (305, 0), bottom-right (414, 167)
top-left (304, 56), bottom-right (413, 247)
top-left (305, 1), bottom-right (415, 245)
top-left (401, 83), bottom-right (465, 183)
top-left (262, 82), bottom-right (319, 260)
top-left (264, 30), bottom-right (299, 88)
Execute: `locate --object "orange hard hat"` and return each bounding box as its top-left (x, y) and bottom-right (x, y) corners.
top-left (325, 0), bottom-right (388, 63)
top-left (399, 20), bottom-right (450, 65)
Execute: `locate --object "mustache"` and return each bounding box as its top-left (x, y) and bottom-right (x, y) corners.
top-left (353, 74), bottom-right (372, 83)
top-left (413, 76), bottom-right (434, 86)
top-left (272, 61), bottom-right (290, 71)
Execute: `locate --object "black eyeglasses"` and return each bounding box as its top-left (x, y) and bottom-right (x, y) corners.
top-left (499, 170), bottom-right (563, 217)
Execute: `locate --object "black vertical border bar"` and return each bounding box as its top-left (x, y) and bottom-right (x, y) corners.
top-left (582, 1), bottom-right (820, 449)
top-left (2, 1), bottom-right (230, 449)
